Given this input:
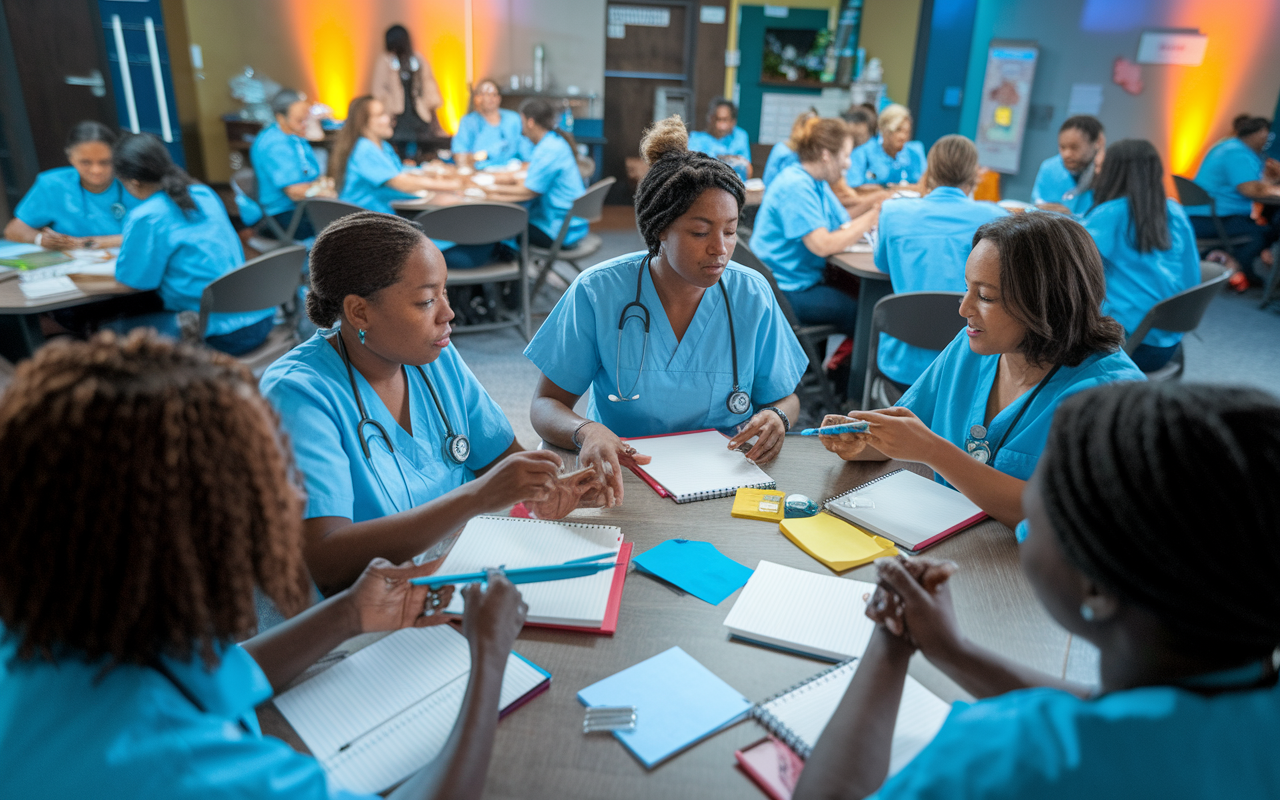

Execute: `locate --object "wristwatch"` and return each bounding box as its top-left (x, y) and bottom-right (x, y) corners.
top-left (762, 406), bottom-right (790, 433)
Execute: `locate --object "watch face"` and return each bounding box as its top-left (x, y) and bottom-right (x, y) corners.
top-left (448, 435), bottom-right (471, 463)
top-left (727, 390), bottom-right (751, 416)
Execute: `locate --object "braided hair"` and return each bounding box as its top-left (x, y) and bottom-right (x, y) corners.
top-left (633, 115), bottom-right (745, 256)
top-left (1040, 382), bottom-right (1280, 652)
top-left (306, 210), bottom-right (428, 327)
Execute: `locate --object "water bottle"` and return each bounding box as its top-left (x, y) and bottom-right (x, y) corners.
top-left (561, 106), bottom-right (574, 133)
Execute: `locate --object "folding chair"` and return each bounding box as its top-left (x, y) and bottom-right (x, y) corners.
top-left (230, 167), bottom-right (307, 252)
top-left (198, 245), bottom-right (308, 376)
top-left (1122, 260), bottom-right (1230, 382)
top-left (304, 198), bottom-right (365, 234)
top-left (863, 292), bottom-right (968, 410)
top-left (528, 177), bottom-right (615, 298)
top-left (1172, 176), bottom-right (1254, 265)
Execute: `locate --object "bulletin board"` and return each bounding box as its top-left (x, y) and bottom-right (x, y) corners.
top-left (974, 41), bottom-right (1038, 174)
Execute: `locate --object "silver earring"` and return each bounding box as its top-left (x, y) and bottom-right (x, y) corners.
top-left (1080, 603), bottom-right (1095, 622)
top-left (358, 329), bottom-right (367, 345)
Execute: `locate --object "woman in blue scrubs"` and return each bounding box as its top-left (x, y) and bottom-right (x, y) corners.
top-left (820, 213), bottom-right (1144, 527)
top-left (687, 97), bottom-right (754, 180)
top-left (795, 382), bottom-right (1280, 800)
top-left (526, 117), bottom-right (807, 503)
top-left (261, 212), bottom-right (592, 590)
top-left (451, 79), bottom-right (533, 168)
top-left (249, 89), bottom-right (334, 239)
top-left (1186, 114), bottom-right (1280, 284)
top-left (750, 117), bottom-right (880, 338)
top-left (1032, 115), bottom-right (1105, 216)
top-left (1084, 139), bottom-right (1200, 372)
top-left (845, 104), bottom-right (926, 189)
top-left (4, 121), bottom-right (138, 250)
top-left (488, 98), bottom-right (587, 248)
top-left (0, 330), bottom-right (528, 800)
top-left (875, 135), bottom-right (1008, 388)
top-left (109, 133), bottom-right (274, 355)
top-left (761, 110), bottom-right (813, 186)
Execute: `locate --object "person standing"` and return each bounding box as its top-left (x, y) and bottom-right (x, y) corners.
top-left (372, 24), bottom-right (444, 160)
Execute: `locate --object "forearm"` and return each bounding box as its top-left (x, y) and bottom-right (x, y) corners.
top-left (243, 590), bottom-right (361, 692)
top-left (530, 394), bottom-right (590, 449)
top-left (928, 634), bottom-right (1091, 699)
top-left (4, 218), bottom-right (38, 243)
top-left (804, 225), bottom-right (869, 258)
top-left (768, 393), bottom-right (800, 424)
top-left (87, 234), bottom-right (122, 248)
top-left (922, 440), bottom-right (1028, 527)
top-left (485, 185), bottom-right (535, 201)
top-left (283, 182), bottom-right (314, 201)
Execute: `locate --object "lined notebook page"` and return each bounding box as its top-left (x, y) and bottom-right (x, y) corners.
top-left (827, 470), bottom-right (984, 548)
top-left (629, 430), bottom-right (775, 502)
top-left (439, 516), bottom-right (623, 627)
top-left (723, 561), bottom-right (877, 661)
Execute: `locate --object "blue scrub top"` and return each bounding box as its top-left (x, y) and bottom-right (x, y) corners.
top-left (1187, 137), bottom-right (1264, 217)
top-left (898, 329), bottom-right (1145, 484)
top-left (451, 109), bottom-right (534, 166)
top-left (846, 137), bottom-right (926, 187)
top-left (525, 130), bottom-right (587, 246)
top-left (1031, 154), bottom-right (1094, 215)
top-left (13, 166), bottom-right (140, 237)
top-left (762, 141), bottom-right (800, 186)
top-left (250, 123), bottom-right (321, 217)
top-left (875, 187), bottom-right (1009, 385)
top-left (0, 627), bottom-right (373, 799)
top-left (872, 678), bottom-right (1280, 799)
top-left (523, 251), bottom-right (808, 438)
top-left (1084, 197), bottom-right (1201, 349)
top-left (260, 333), bottom-right (514, 522)
top-left (750, 163), bottom-right (850, 292)
top-left (688, 127), bottom-right (753, 180)
top-left (116, 184), bottom-right (273, 336)
top-left (339, 138), bottom-right (416, 215)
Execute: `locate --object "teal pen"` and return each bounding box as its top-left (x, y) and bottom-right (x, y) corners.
top-left (410, 552), bottom-right (617, 588)
top-left (798, 421), bottom-right (870, 436)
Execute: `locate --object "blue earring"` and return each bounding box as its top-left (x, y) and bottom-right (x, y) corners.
top-left (1080, 603), bottom-right (1095, 622)
top-left (358, 329), bottom-right (367, 345)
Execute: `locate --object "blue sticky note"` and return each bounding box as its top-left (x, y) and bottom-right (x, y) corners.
top-left (632, 539), bottom-right (754, 605)
top-left (578, 646), bottom-right (751, 768)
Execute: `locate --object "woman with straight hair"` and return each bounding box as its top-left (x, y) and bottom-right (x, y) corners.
top-left (1083, 139), bottom-right (1200, 372)
top-left (845, 104), bottom-right (926, 188)
top-left (488, 98), bottom-right (587, 248)
top-left (371, 23), bottom-right (443, 159)
top-left (820, 213), bottom-right (1144, 528)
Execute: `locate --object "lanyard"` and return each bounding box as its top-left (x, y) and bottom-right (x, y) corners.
top-left (988, 364), bottom-right (1062, 463)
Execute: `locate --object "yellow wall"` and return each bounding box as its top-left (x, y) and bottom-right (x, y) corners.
top-left (859, 0), bottom-right (922, 107)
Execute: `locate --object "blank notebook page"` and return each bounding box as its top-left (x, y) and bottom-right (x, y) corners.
top-left (630, 430), bottom-right (775, 502)
top-left (828, 470), bottom-right (983, 547)
top-left (438, 516), bottom-right (623, 627)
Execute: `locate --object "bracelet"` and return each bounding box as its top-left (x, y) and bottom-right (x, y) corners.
top-left (34, 233), bottom-right (42, 248)
top-left (571, 420), bottom-right (596, 450)
top-left (762, 406), bottom-right (790, 433)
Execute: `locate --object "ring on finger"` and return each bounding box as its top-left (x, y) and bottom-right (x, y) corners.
top-left (424, 589), bottom-right (445, 616)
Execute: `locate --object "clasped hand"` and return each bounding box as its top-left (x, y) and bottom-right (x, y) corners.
top-left (864, 556), bottom-right (962, 658)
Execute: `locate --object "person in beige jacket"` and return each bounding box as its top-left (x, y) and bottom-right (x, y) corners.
top-left (372, 24), bottom-right (443, 159)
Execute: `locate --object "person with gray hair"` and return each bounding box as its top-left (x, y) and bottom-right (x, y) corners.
top-left (248, 88), bottom-right (334, 238)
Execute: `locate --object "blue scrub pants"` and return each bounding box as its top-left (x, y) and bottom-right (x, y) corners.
top-left (1190, 214), bottom-right (1280, 281)
top-left (442, 243), bottom-right (507, 269)
top-left (1130, 341), bottom-right (1180, 372)
top-left (102, 312), bottom-right (273, 356)
top-left (782, 282), bottom-right (858, 339)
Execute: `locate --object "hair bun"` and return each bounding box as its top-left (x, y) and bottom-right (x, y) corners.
top-left (640, 116), bottom-right (689, 165)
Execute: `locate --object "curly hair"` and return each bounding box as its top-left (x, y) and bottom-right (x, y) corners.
top-left (0, 331), bottom-right (310, 667)
top-left (306, 210), bottom-right (427, 327)
top-left (633, 115), bottom-right (745, 255)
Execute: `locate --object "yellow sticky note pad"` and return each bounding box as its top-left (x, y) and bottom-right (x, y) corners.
top-left (779, 513), bottom-right (898, 573)
top-left (732, 487), bottom-right (787, 522)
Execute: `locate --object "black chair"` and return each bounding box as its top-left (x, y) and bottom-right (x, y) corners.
top-left (862, 292), bottom-right (967, 409)
top-left (528, 177), bottom-right (615, 299)
top-left (413, 203), bottom-right (531, 340)
top-left (1172, 176), bottom-right (1254, 266)
top-left (304, 198), bottom-right (365, 234)
top-left (1261, 241), bottom-right (1280, 309)
top-left (1122, 260), bottom-right (1230, 382)
top-left (731, 242), bottom-right (842, 417)
top-left (197, 245), bottom-right (308, 376)
top-left (230, 167), bottom-right (308, 251)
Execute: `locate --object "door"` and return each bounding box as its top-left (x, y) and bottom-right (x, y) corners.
top-left (98, 0), bottom-right (185, 166)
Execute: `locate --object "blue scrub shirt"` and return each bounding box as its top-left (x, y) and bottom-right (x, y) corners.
top-left (1031, 154), bottom-right (1094, 215)
top-left (762, 141), bottom-right (800, 185)
top-left (1187, 137), bottom-right (1264, 217)
top-left (250, 123), bottom-right (321, 217)
top-left (750, 163), bottom-right (850, 292)
top-left (13, 166), bottom-right (139, 236)
top-left (523, 252), bottom-right (808, 438)
top-left (898, 329), bottom-right (1145, 484)
top-left (451, 109), bottom-right (534, 167)
top-left (846, 137), bottom-right (926, 187)
top-left (0, 628), bottom-right (374, 799)
top-left (525, 130), bottom-right (587, 246)
top-left (1084, 197), bottom-right (1201, 349)
top-left (875, 187), bottom-right (1008, 385)
top-left (260, 333), bottom-right (514, 522)
top-left (339, 138), bottom-right (417, 215)
top-left (116, 184), bottom-right (274, 336)
top-left (688, 127), bottom-right (753, 180)
top-left (872, 678), bottom-right (1280, 799)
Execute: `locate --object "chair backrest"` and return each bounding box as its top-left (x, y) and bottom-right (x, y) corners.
top-left (730, 242), bottom-right (805, 330)
top-left (570, 177), bottom-right (616, 224)
top-left (230, 167), bottom-right (260, 201)
top-left (1172, 175), bottom-right (1212, 210)
top-left (1124, 264), bottom-right (1230, 354)
top-left (198, 245), bottom-right (307, 340)
top-left (412, 202), bottom-right (528, 245)
top-left (304, 198), bottom-right (365, 233)
top-left (864, 291), bottom-right (967, 409)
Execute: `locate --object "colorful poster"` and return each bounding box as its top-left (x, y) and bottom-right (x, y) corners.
top-left (975, 42), bottom-right (1038, 174)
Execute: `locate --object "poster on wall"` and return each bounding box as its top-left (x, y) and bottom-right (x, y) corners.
top-left (975, 41), bottom-right (1039, 174)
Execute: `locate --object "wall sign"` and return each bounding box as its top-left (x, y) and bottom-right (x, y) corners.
top-left (1136, 32), bottom-right (1207, 66)
top-left (974, 41), bottom-right (1039, 175)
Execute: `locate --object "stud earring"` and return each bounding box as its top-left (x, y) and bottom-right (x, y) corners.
top-left (1080, 603), bottom-right (1095, 622)
top-left (358, 329), bottom-right (367, 345)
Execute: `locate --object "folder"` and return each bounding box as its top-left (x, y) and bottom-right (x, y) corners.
top-left (778, 513), bottom-right (897, 573)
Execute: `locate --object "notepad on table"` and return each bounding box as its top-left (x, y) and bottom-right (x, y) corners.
top-left (825, 469), bottom-right (987, 552)
top-left (275, 625), bottom-right (549, 795)
top-left (438, 515), bottom-right (629, 632)
top-left (624, 429), bottom-right (776, 503)
top-left (779, 513), bottom-right (897, 573)
top-left (732, 487), bottom-right (787, 522)
top-left (722, 561), bottom-right (877, 661)
top-left (754, 660), bottom-right (952, 773)
top-left (735, 736), bottom-right (806, 800)
top-left (578, 645), bottom-right (752, 768)
top-left (632, 539), bottom-right (754, 605)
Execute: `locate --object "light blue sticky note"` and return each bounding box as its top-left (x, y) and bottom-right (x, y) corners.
top-left (631, 539), bottom-right (754, 605)
top-left (578, 646), bottom-right (751, 768)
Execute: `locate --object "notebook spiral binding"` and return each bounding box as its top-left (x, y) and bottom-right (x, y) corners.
top-left (674, 479), bottom-right (777, 504)
top-left (749, 659), bottom-right (857, 759)
top-left (477, 514), bottom-right (620, 531)
top-left (822, 469), bottom-right (905, 507)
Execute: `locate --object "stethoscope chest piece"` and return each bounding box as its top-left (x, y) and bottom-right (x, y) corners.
top-left (445, 433), bottom-right (471, 464)
top-left (727, 388), bottom-right (751, 416)
top-left (110, 202), bottom-right (127, 220)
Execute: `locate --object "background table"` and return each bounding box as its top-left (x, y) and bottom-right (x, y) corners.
top-left (258, 437), bottom-right (1091, 800)
top-left (0, 255), bottom-right (134, 361)
top-left (827, 251), bottom-right (892, 408)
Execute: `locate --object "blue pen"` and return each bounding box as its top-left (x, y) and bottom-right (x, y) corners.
top-left (409, 552), bottom-right (617, 588)
top-left (798, 421), bottom-right (870, 436)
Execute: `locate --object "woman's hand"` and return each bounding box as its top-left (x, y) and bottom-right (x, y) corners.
top-left (38, 229), bottom-right (85, 251)
top-left (473, 450), bottom-right (563, 510)
top-left (576, 422), bottom-right (651, 507)
top-left (344, 557), bottom-right (457, 633)
top-left (818, 413), bottom-right (872, 460)
top-left (849, 407), bottom-right (949, 464)
top-left (461, 571), bottom-right (528, 663)
top-left (524, 465), bottom-right (603, 519)
top-left (868, 556), bottom-right (964, 660)
top-left (728, 410), bottom-right (786, 463)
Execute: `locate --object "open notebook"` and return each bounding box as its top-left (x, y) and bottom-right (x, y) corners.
top-left (624, 429), bottom-right (776, 503)
top-left (754, 660), bottom-right (952, 773)
top-left (439, 516), bottom-right (627, 631)
top-left (722, 561), bottom-right (877, 661)
top-left (825, 469), bottom-right (987, 552)
top-left (274, 625), bottom-right (549, 795)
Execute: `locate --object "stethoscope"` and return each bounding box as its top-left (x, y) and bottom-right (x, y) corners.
top-left (611, 253), bottom-right (752, 416)
top-left (81, 180), bottom-right (128, 220)
top-left (965, 364), bottom-right (1062, 464)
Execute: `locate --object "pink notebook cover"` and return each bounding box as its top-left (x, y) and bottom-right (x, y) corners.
top-left (735, 736), bottom-right (804, 800)
top-left (910, 511), bottom-right (988, 552)
top-left (622, 429), bottom-right (721, 499)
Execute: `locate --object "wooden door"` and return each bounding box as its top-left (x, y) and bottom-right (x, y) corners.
top-left (3, 0), bottom-right (117, 172)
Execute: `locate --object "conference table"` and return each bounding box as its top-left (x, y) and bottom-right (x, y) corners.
top-left (827, 251), bottom-right (893, 409)
top-left (0, 250), bottom-right (133, 362)
top-left (258, 437), bottom-right (1095, 800)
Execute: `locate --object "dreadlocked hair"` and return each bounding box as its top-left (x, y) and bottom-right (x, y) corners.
top-left (634, 115), bottom-right (745, 255)
top-left (306, 210), bottom-right (427, 326)
top-left (0, 330), bottom-right (310, 668)
top-left (1041, 382), bottom-right (1280, 653)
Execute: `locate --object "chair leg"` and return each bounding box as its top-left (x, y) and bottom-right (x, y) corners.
top-left (530, 256), bottom-right (555, 299)
top-left (1261, 242), bottom-right (1280, 309)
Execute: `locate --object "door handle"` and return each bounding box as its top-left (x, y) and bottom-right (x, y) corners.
top-left (64, 69), bottom-right (106, 97)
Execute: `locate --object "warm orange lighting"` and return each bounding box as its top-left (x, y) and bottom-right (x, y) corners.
top-left (430, 33), bottom-right (469, 134)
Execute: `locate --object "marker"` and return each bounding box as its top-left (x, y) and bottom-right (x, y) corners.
top-left (798, 421), bottom-right (870, 436)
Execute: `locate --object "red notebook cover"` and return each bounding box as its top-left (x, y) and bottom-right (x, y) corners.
top-left (531, 541), bottom-right (631, 635)
top-left (735, 736), bottom-right (804, 800)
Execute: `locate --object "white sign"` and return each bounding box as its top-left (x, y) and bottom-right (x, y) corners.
top-left (700, 5), bottom-right (726, 24)
top-left (608, 6), bottom-right (670, 27)
top-left (764, 5), bottom-right (789, 18)
top-left (1136, 32), bottom-right (1207, 66)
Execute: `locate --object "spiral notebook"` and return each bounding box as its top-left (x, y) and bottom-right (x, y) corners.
top-left (624, 429), bottom-right (776, 503)
top-left (824, 469), bottom-right (987, 552)
top-left (753, 660), bottom-right (951, 774)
